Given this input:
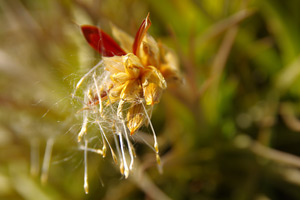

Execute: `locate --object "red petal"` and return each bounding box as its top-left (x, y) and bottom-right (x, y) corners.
top-left (81, 25), bottom-right (127, 57)
top-left (132, 13), bottom-right (151, 56)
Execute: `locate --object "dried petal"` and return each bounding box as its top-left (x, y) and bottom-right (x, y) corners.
top-left (110, 72), bottom-right (129, 84)
top-left (120, 80), bottom-right (142, 102)
top-left (123, 53), bottom-right (143, 78)
top-left (162, 46), bottom-right (179, 71)
top-left (81, 25), bottom-right (126, 57)
top-left (158, 45), bottom-right (181, 82)
top-left (143, 82), bottom-right (163, 105)
top-left (103, 56), bottom-right (124, 73)
top-left (109, 82), bottom-right (127, 103)
top-left (139, 35), bottom-right (160, 67)
top-left (159, 64), bottom-right (181, 83)
top-left (142, 66), bottom-right (167, 89)
top-left (127, 104), bottom-right (145, 135)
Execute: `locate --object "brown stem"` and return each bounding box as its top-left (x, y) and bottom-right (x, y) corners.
top-left (251, 141), bottom-right (300, 168)
top-left (131, 166), bottom-right (172, 200)
top-left (280, 102), bottom-right (300, 132)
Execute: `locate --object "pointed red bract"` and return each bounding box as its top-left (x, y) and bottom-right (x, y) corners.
top-left (132, 13), bottom-right (151, 56)
top-left (81, 25), bottom-right (126, 57)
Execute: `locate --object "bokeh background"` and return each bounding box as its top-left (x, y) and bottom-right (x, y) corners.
top-left (1, 0), bottom-right (300, 199)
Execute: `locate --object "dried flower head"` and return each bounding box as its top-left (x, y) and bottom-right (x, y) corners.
top-left (73, 13), bottom-right (180, 193)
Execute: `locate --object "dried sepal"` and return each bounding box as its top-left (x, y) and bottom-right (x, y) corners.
top-left (127, 104), bottom-right (145, 135)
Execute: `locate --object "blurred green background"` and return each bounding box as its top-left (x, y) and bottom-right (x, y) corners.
top-left (1, 0), bottom-right (300, 199)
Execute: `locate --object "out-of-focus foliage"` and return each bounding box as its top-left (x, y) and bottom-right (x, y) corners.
top-left (1, 0), bottom-right (300, 199)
